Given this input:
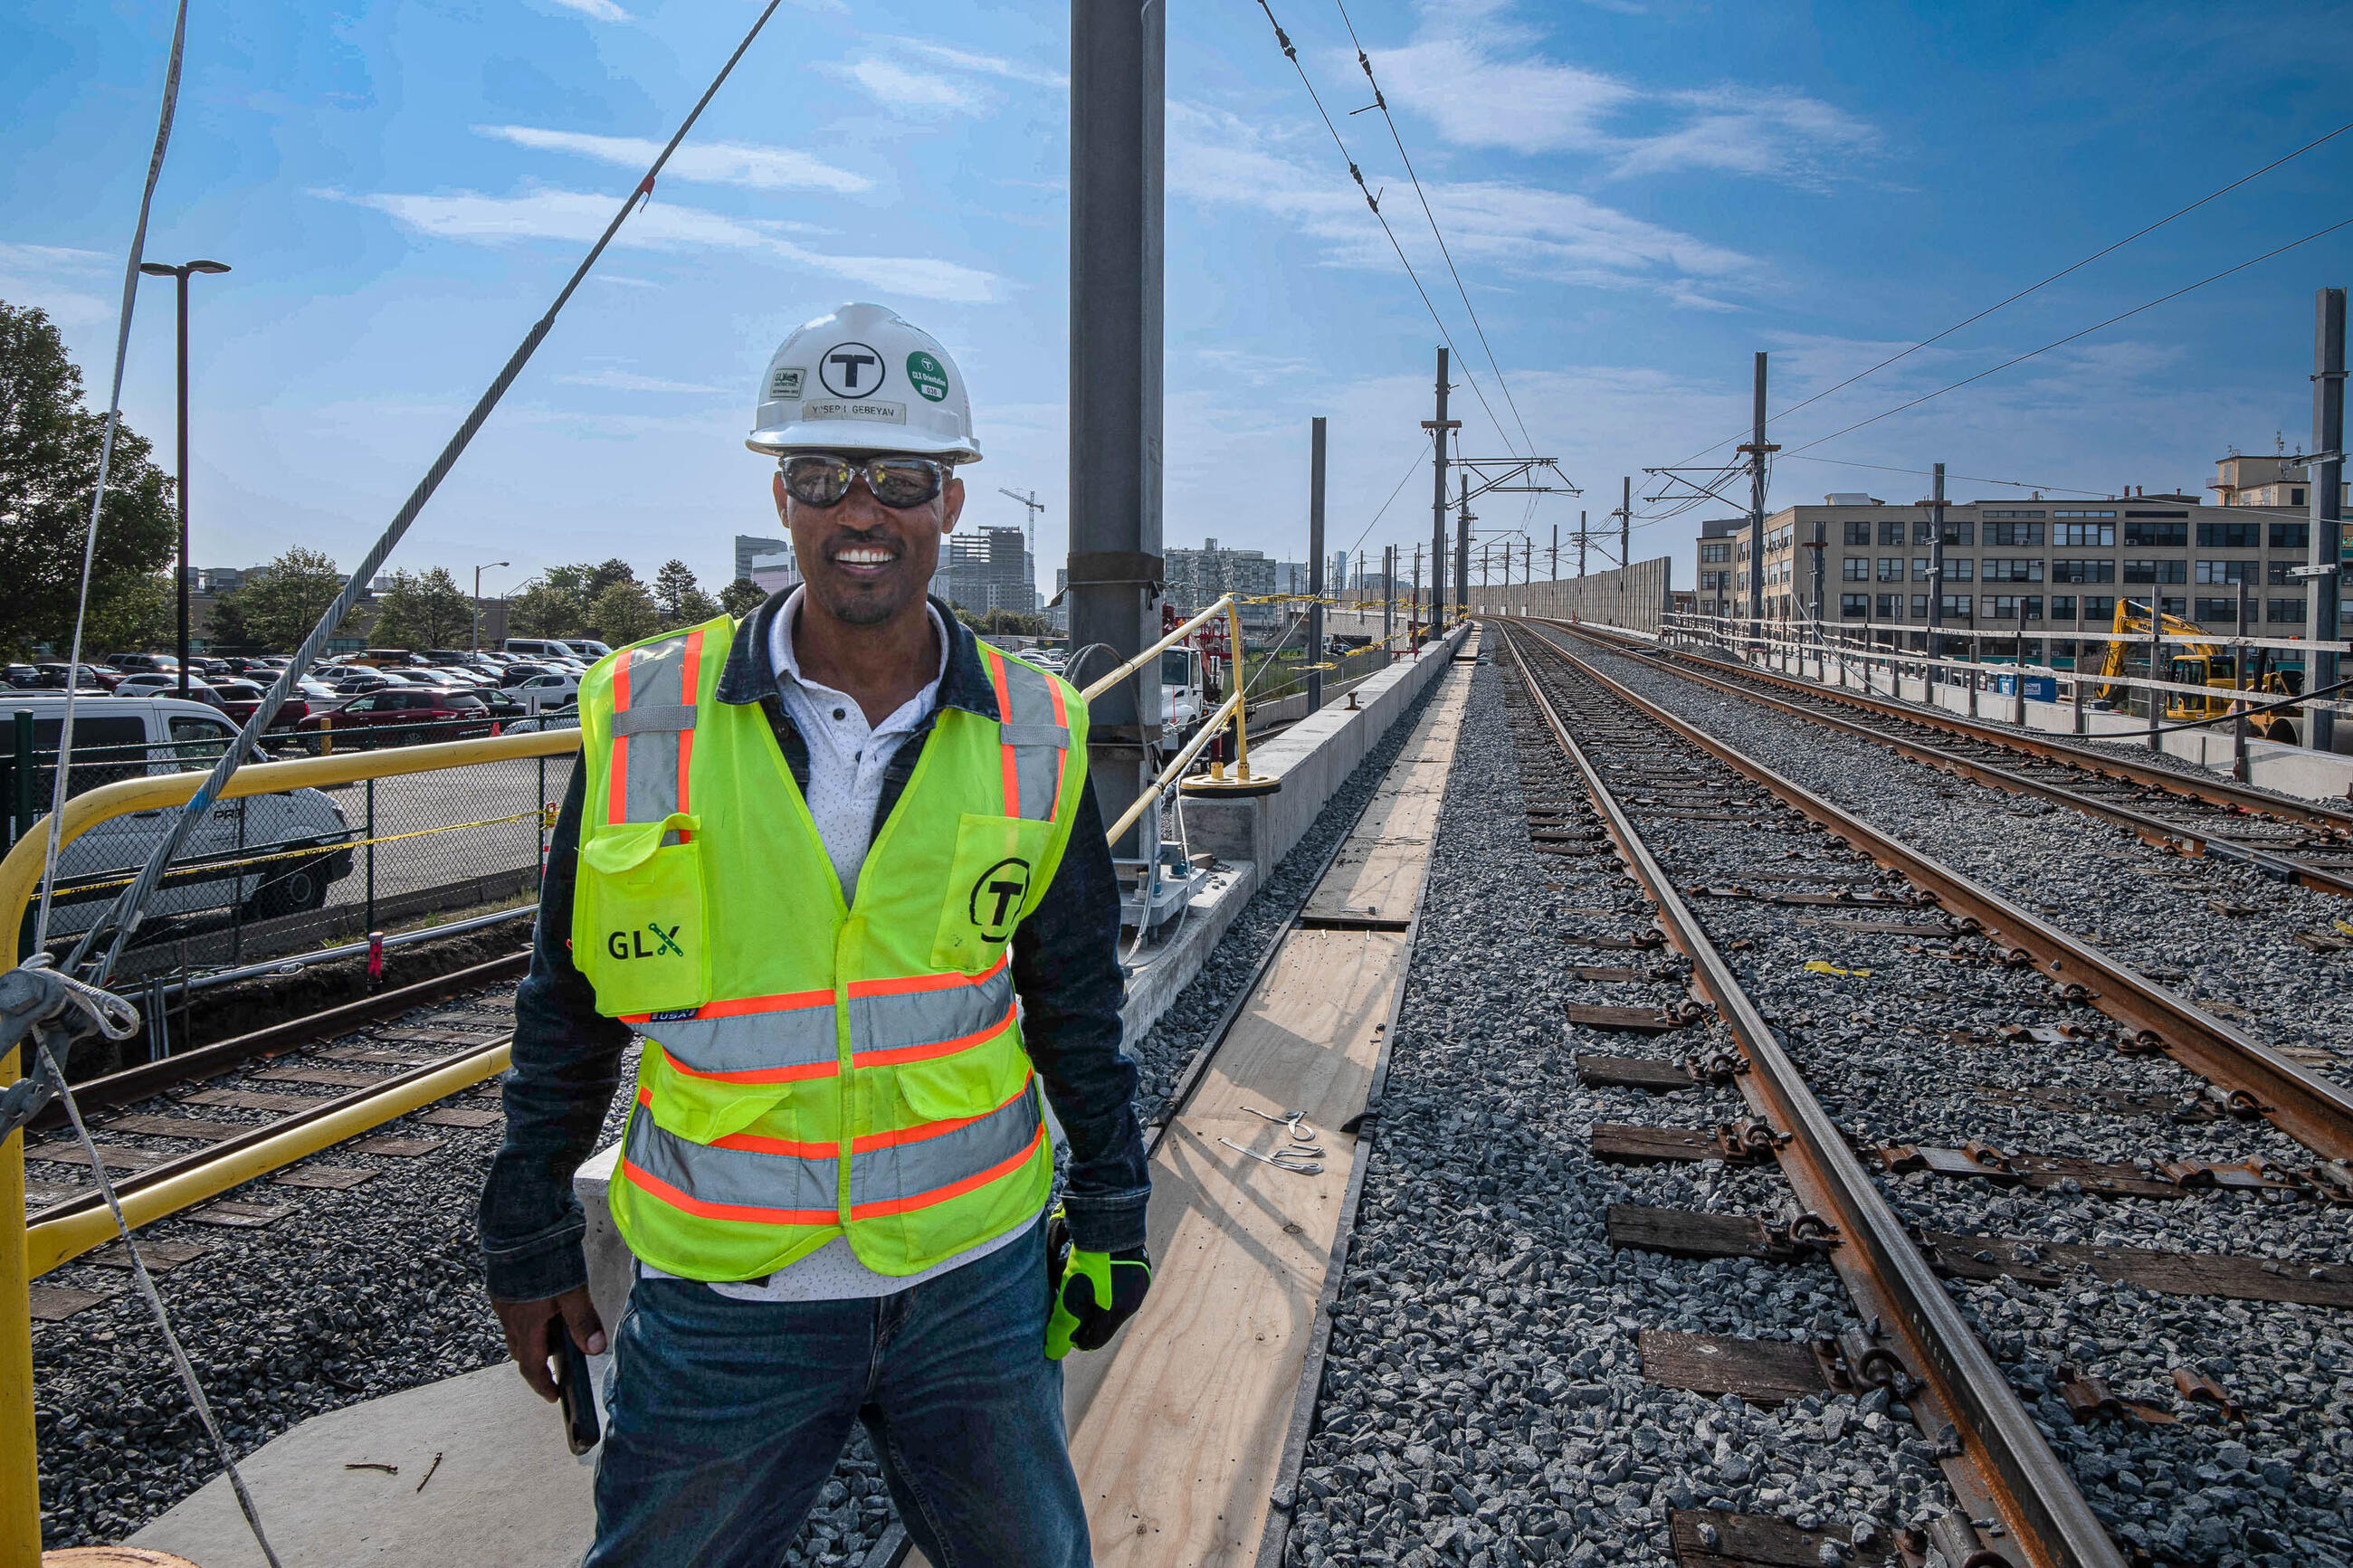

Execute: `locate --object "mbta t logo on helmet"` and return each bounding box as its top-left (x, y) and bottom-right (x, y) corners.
top-left (819, 342), bottom-right (885, 397)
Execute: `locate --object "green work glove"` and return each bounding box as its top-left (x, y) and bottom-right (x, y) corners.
top-left (1044, 1222), bottom-right (1151, 1360)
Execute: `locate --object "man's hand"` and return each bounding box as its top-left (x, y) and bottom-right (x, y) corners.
top-left (493, 1287), bottom-right (606, 1402)
top-left (1045, 1247), bottom-right (1150, 1359)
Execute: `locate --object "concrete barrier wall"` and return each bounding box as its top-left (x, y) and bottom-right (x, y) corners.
top-left (1469, 558), bottom-right (1672, 632)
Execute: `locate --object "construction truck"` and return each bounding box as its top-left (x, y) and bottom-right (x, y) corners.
top-left (2096, 597), bottom-right (2301, 742)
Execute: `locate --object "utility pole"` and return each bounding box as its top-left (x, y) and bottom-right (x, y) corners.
top-left (1454, 473), bottom-right (1472, 624)
top-left (1927, 461), bottom-right (1948, 660)
top-left (1577, 510), bottom-right (1587, 578)
top-left (1806, 520), bottom-right (1826, 636)
top-left (1069, 0), bottom-right (1164, 855)
top-left (1383, 543), bottom-right (1395, 654)
top-left (1617, 476), bottom-right (1632, 569)
top-left (1308, 416), bottom-right (1327, 713)
top-left (1522, 534), bottom-right (1531, 593)
top-left (138, 257), bottom-right (232, 691)
top-left (1737, 351), bottom-right (1777, 637)
top-left (1410, 541), bottom-right (1422, 640)
top-left (2309, 287), bottom-right (2346, 752)
top-left (1549, 521), bottom-right (1558, 584)
top-left (1422, 347), bottom-right (1458, 630)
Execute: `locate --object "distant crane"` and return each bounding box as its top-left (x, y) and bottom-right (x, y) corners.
top-left (999, 487), bottom-right (1046, 608)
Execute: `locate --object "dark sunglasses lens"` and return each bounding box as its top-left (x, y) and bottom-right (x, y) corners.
top-left (866, 460), bottom-right (943, 508)
top-left (783, 458), bottom-right (853, 506)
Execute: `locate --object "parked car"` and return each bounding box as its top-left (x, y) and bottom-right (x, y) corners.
top-left (4, 665), bottom-right (41, 689)
top-left (502, 637), bottom-right (594, 662)
top-left (195, 658), bottom-right (233, 678)
top-left (106, 652), bottom-right (179, 675)
top-left (510, 670), bottom-right (580, 713)
top-left (114, 672), bottom-right (220, 702)
top-left (506, 700), bottom-right (580, 735)
top-left (3, 694), bottom-right (355, 936)
top-left (37, 663), bottom-right (121, 691)
top-left (208, 679), bottom-right (309, 732)
top-left (296, 687), bottom-right (497, 750)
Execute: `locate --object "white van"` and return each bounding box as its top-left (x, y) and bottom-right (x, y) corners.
top-left (503, 637), bottom-right (602, 662)
top-left (4, 696), bottom-right (355, 940)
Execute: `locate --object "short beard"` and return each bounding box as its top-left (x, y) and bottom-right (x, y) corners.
top-left (819, 579), bottom-right (910, 627)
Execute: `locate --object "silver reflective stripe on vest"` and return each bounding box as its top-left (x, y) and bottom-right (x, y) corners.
top-left (627, 1078), bottom-right (1040, 1220)
top-left (996, 658), bottom-right (1068, 823)
top-left (614, 633), bottom-right (697, 823)
top-left (639, 998), bottom-right (839, 1079)
top-left (624, 1108), bottom-right (838, 1221)
top-left (845, 963), bottom-right (1016, 1064)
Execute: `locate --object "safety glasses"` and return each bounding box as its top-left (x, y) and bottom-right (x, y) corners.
top-left (780, 453), bottom-right (951, 510)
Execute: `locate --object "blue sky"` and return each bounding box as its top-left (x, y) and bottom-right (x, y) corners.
top-left (5, 0), bottom-right (2350, 602)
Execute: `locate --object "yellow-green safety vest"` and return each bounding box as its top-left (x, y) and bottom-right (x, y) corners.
top-left (569, 613), bottom-right (1090, 1280)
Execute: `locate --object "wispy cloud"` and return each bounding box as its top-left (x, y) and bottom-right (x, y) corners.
top-left (0, 241), bottom-right (117, 326)
top-left (1167, 103), bottom-right (1757, 309)
top-left (476, 125), bottom-right (872, 194)
top-left (828, 37), bottom-right (1067, 117)
top-left (1369, 5), bottom-right (1880, 185)
top-left (316, 186), bottom-right (998, 303)
top-left (886, 39), bottom-right (1067, 90)
top-left (557, 367), bottom-right (729, 394)
top-left (542, 0), bottom-right (630, 23)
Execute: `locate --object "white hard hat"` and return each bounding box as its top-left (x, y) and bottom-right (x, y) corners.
top-left (746, 302), bottom-right (981, 462)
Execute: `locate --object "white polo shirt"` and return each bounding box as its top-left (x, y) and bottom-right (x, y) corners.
top-left (645, 589), bottom-right (1038, 1302)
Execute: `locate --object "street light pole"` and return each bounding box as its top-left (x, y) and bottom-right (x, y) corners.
top-left (473, 562), bottom-right (511, 651)
top-left (138, 259), bottom-right (230, 694)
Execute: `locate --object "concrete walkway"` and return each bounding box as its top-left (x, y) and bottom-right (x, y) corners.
top-left (128, 1362), bottom-right (600, 1567)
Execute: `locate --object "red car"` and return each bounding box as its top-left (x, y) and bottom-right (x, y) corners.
top-left (295, 686), bottom-right (496, 750)
top-left (209, 679), bottom-right (310, 732)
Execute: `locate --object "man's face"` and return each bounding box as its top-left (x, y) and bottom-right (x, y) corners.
top-left (774, 458), bottom-right (965, 628)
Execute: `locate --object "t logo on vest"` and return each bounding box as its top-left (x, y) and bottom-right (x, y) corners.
top-left (967, 857), bottom-right (1033, 945)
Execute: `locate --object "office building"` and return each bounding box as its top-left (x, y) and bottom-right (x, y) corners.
top-left (933, 526), bottom-right (1037, 615)
top-left (1166, 538), bottom-right (1281, 632)
top-left (735, 534), bottom-right (790, 583)
top-left (748, 543), bottom-right (802, 595)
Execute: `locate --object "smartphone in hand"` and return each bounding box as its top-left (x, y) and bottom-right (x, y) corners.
top-left (549, 1316), bottom-right (601, 1455)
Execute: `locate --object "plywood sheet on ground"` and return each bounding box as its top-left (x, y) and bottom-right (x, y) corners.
top-left (1300, 660), bottom-right (1472, 926)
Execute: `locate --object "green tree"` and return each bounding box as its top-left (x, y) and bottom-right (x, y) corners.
top-left (589, 580), bottom-right (662, 646)
top-left (235, 547), bottom-right (347, 651)
top-left (203, 587), bottom-right (253, 651)
top-left (507, 579), bottom-right (586, 638)
top-left (370, 566), bottom-right (473, 649)
top-left (0, 301), bottom-right (176, 656)
top-left (718, 577), bottom-right (767, 617)
top-left (653, 559), bottom-right (699, 617)
top-left (85, 571), bottom-right (175, 654)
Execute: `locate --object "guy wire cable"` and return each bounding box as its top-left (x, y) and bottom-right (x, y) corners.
top-left (18, 8), bottom-right (794, 1563)
top-left (60, 0), bottom-right (795, 990)
top-left (1248, 0), bottom-right (1522, 460)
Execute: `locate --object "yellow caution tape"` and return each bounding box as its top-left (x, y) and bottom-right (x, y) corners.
top-left (1803, 959), bottom-right (1872, 979)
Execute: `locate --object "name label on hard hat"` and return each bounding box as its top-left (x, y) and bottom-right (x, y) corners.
top-left (804, 400), bottom-right (907, 425)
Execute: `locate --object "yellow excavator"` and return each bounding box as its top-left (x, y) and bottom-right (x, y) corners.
top-left (2096, 598), bottom-right (2301, 741)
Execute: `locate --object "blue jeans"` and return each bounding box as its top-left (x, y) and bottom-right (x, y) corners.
top-left (586, 1219), bottom-right (1089, 1568)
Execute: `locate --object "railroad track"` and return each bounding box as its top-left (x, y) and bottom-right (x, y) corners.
top-left (21, 954), bottom-right (527, 1299)
top-left (1546, 620), bottom-right (2353, 902)
top-left (1492, 622), bottom-right (2353, 1568)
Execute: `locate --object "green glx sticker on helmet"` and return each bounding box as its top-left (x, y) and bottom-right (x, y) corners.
top-left (907, 350), bottom-right (950, 403)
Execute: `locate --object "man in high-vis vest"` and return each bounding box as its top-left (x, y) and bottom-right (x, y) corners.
top-left (478, 303), bottom-right (1150, 1567)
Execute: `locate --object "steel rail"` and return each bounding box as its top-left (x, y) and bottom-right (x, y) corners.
top-left (1539, 622), bottom-right (2353, 897)
top-left (1499, 623), bottom-right (2121, 1568)
top-left (1563, 619), bottom-right (2353, 832)
top-left (26, 1034), bottom-right (510, 1275)
top-left (1514, 625), bottom-right (2353, 1164)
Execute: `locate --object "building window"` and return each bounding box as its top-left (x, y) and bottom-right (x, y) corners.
top-left (2050, 595), bottom-right (2077, 620)
top-left (2269, 598), bottom-right (2306, 623)
top-left (1876, 594), bottom-right (1902, 619)
top-left (1911, 594), bottom-right (1930, 618)
top-left (2023, 595), bottom-right (2043, 621)
top-left (1989, 596), bottom-right (2021, 620)
top-left (1840, 594), bottom-right (1869, 618)
top-left (1984, 520), bottom-right (2046, 546)
top-left (2124, 519), bottom-right (2187, 547)
top-left (2082, 595), bottom-right (2116, 621)
top-left (1842, 556), bottom-right (1869, 581)
top-left (1879, 520), bottom-right (1906, 546)
top-left (1939, 521), bottom-right (1975, 546)
top-left (1913, 520), bottom-right (1935, 545)
top-left (2053, 508), bottom-right (2118, 518)
top-left (1843, 521), bottom-right (1872, 545)
top-left (2053, 521), bottom-right (2115, 546)
top-left (1912, 557), bottom-right (1933, 581)
top-left (1982, 508), bottom-right (2047, 519)
top-left (1983, 559), bottom-right (2045, 582)
top-left (2291, 488), bottom-right (2307, 505)
top-left (2159, 596), bottom-right (2186, 616)
top-left (2194, 597), bottom-right (2242, 622)
top-left (1700, 541), bottom-right (1732, 563)
top-left (2267, 521), bottom-right (2308, 551)
top-left (2052, 559), bottom-right (2115, 584)
top-left (1877, 557), bottom-right (1903, 582)
top-left (2196, 520), bottom-right (2261, 549)
top-left (1939, 594), bottom-right (1973, 619)
top-left (1944, 559), bottom-right (1974, 582)
top-left (2123, 559), bottom-right (2186, 584)
top-left (2195, 559), bottom-right (2256, 585)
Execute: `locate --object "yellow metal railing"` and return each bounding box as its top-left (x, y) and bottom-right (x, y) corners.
top-left (1078, 594), bottom-right (1260, 786)
top-left (1, 727), bottom-right (579, 1564)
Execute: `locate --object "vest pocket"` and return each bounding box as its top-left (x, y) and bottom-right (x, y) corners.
top-left (928, 813), bottom-right (1057, 973)
top-left (576, 813), bottom-right (711, 1016)
top-left (893, 1026), bottom-right (1032, 1125)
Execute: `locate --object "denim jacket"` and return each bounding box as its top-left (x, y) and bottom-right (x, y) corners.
top-left (478, 594), bottom-right (1148, 1301)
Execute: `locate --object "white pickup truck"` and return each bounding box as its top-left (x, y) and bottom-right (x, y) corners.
top-left (5, 695), bottom-right (356, 942)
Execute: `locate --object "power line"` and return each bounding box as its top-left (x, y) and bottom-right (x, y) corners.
top-left (1330, 0), bottom-right (1537, 460)
top-left (1344, 431), bottom-right (1435, 560)
top-left (1777, 453), bottom-right (2112, 498)
top-left (1778, 213), bottom-right (2353, 461)
top-left (1247, 0), bottom-right (1519, 458)
top-left (1666, 117), bottom-right (2353, 470)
